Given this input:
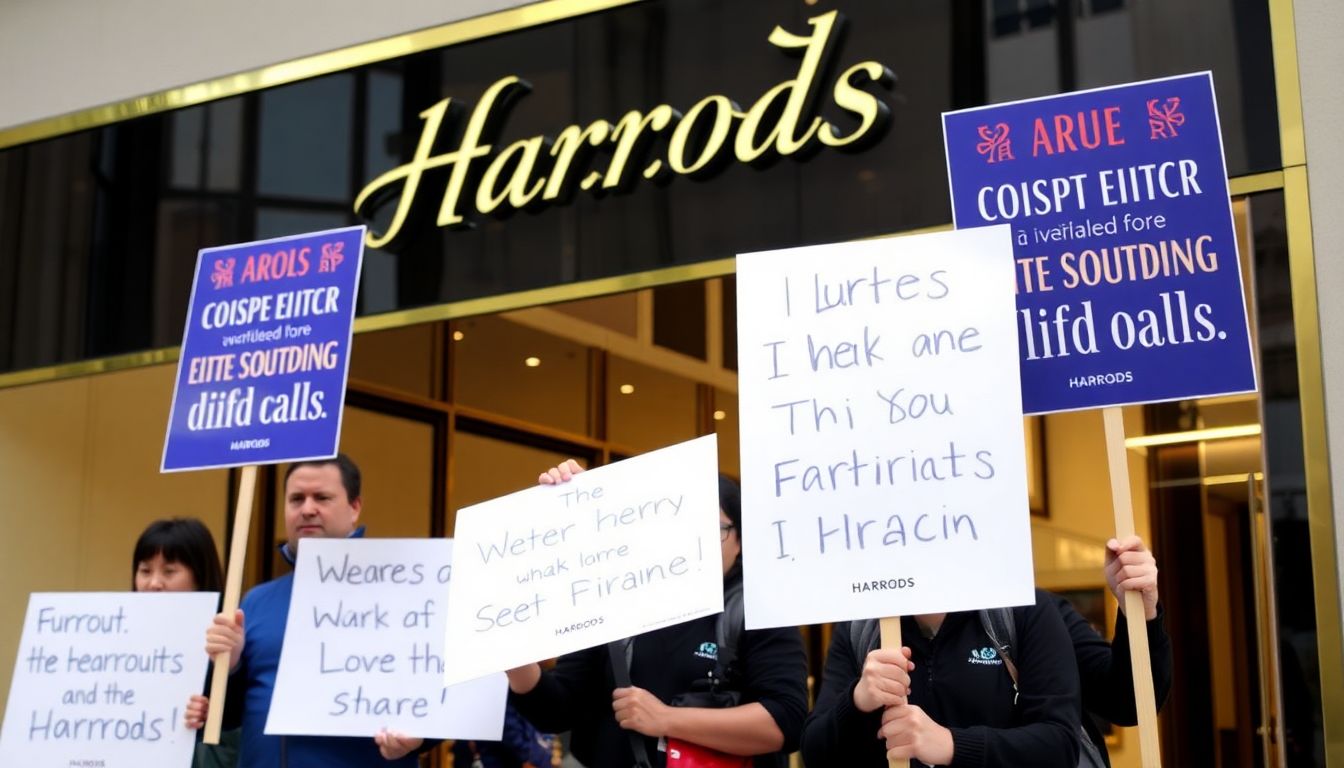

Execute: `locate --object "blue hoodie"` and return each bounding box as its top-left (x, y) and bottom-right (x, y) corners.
top-left (229, 528), bottom-right (424, 767)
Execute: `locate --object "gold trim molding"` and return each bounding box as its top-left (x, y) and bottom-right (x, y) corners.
top-left (1228, 170), bottom-right (1284, 197)
top-left (1269, 0), bottom-right (1343, 759)
top-left (1282, 165), bottom-right (1343, 763)
top-left (0, 0), bottom-right (642, 151)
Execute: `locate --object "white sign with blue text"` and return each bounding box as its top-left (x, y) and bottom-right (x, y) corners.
top-left (0, 592), bottom-right (218, 768)
top-left (442, 435), bottom-right (723, 685)
top-left (266, 538), bottom-right (506, 739)
top-left (736, 226), bottom-right (1034, 629)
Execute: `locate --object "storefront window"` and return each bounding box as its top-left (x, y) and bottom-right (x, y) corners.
top-left (0, 0), bottom-right (1283, 376)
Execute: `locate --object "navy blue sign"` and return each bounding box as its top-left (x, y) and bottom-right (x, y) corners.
top-left (943, 72), bottom-right (1256, 414)
top-left (161, 226), bottom-right (364, 472)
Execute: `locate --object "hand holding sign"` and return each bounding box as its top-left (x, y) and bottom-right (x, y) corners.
top-left (266, 539), bottom-right (505, 740)
top-left (0, 593), bottom-right (218, 768)
top-left (736, 226), bottom-right (1033, 630)
top-left (444, 435), bottom-right (723, 685)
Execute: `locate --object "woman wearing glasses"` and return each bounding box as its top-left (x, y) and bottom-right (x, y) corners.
top-left (506, 464), bottom-right (808, 768)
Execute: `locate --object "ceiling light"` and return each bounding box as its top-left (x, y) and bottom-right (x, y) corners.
top-left (524, 356), bottom-right (541, 367)
top-left (452, 330), bottom-right (464, 341)
top-left (619, 384), bottom-right (635, 394)
top-left (713, 410), bottom-right (727, 421)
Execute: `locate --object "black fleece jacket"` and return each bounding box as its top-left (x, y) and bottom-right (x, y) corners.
top-left (511, 597), bottom-right (807, 768)
top-left (1052, 592), bottom-right (1173, 766)
top-left (801, 591), bottom-right (1081, 768)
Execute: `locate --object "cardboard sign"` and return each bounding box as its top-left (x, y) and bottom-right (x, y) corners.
top-left (161, 226), bottom-right (365, 471)
top-left (442, 435), bottom-right (723, 685)
top-left (0, 592), bottom-right (218, 768)
top-left (943, 72), bottom-right (1256, 414)
top-left (266, 539), bottom-right (506, 740)
top-left (736, 227), bottom-right (1033, 629)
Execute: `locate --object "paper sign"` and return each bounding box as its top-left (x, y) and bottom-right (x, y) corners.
top-left (266, 539), bottom-right (506, 740)
top-left (442, 435), bottom-right (723, 685)
top-left (161, 225), bottom-right (365, 472)
top-left (736, 227), bottom-right (1034, 628)
top-left (943, 72), bottom-right (1256, 414)
top-left (1, 592), bottom-right (218, 768)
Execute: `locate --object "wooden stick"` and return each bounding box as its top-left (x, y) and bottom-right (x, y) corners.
top-left (1101, 407), bottom-right (1163, 767)
top-left (203, 464), bottom-right (258, 745)
top-left (879, 616), bottom-right (908, 768)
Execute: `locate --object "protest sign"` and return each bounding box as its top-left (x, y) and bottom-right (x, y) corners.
top-left (736, 226), bottom-right (1032, 629)
top-left (1, 592), bottom-right (218, 768)
top-left (442, 435), bottom-right (722, 685)
top-left (266, 538), bottom-right (505, 739)
top-left (161, 225), bottom-right (365, 472)
top-left (942, 72), bottom-right (1255, 414)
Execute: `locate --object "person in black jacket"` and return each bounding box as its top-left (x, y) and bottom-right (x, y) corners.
top-left (507, 463), bottom-right (809, 768)
top-left (1060, 535), bottom-right (1173, 766)
top-left (801, 591), bottom-right (1083, 767)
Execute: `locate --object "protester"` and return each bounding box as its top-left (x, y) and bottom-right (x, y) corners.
top-left (133, 518), bottom-right (223, 593)
top-left (1057, 535), bottom-right (1173, 766)
top-left (801, 594), bottom-right (1082, 766)
top-left (201, 453), bottom-right (431, 766)
top-left (451, 703), bottom-right (555, 768)
top-left (507, 462), bottom-right (808, 768)
top-left (801, 534), bottom-right (1172, 767)
top-left (131, 517), bottom-right (236, 768)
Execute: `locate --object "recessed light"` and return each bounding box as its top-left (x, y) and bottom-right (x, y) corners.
top-left (713, 410), bottom-right (727, 421)
top-left (619, 384), bottom-right (635, 394)
top-left (452, 330), bottom-right (465, 341)
top-left (524, 357), bottom-right (541, 367)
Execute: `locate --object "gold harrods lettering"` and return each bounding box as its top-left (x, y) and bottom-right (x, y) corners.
top-left (354, 11), bottom-right (893, 248)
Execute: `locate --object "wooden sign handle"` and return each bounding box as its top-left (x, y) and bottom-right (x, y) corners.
top-left (879, 616), bottom-right (908, 768)
top-left (203, 465), bottom-right (258, 745)
top-left (1101, 407), bottom-right (1163, 767)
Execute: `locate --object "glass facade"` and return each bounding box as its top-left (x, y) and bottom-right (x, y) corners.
top-left (0, 0), bottom-right (1280, 375)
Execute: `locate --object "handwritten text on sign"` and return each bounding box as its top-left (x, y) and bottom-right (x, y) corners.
top-left (736, 227), bottom-right (1034, 629)
top-left (266, 539), bottom-right (505, 740)
top-left (443, 435), bottom-right (722, 685)
top-left (0, 592), bottom-right (217, 768)
top-left (943, 72), bottom-right (1256, 413)
top-left (161, 225), bottom-right (365, 471)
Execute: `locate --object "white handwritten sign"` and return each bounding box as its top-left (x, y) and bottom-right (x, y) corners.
top-left (443, 435), bottom-right (722, 685)
top-left (266, 539), bottom-right (506, 740)
top-left (0, 592), bottom-right (217, 768)
top-left (736, 226), bottom-right (1034, 628)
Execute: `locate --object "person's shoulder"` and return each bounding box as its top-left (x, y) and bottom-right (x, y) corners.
top-left (240, 573), bottom-right (294, 607)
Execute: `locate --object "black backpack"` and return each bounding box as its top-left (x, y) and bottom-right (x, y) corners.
top-left (849, 611), bottom-right (1107, 768)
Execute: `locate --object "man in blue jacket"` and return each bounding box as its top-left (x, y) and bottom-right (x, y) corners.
top-left (205, 454), bottom-right (428, 767)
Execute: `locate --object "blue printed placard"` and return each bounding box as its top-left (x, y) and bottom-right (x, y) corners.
top-left (943, 72), bottom-right (1256, 414)
top-left (161, 226), bottom-right (364, 472)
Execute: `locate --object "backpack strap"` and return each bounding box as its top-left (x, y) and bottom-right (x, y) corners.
top-left (713, 579), bottom-right (745, 687)
top-left (606, 639), bottom-right (653, 768)
top-left (979, 608), bottom-right (1018, 681)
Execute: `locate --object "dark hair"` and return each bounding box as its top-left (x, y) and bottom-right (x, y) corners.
top-left (719, 474), bottom-right (743, 582)
top-left (718, 474), bottom-right (742, 532)
top-left (131, 518), bottom-right (224, 593)
top-left (283, 452), bottom-right (362, 501)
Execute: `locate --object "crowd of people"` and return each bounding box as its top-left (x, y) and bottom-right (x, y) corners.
top-left (125, 452), bottom-right (1169, 767)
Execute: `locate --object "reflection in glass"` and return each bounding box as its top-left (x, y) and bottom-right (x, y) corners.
top-left (258, 74), bottom-right (353, 201)
top-left (451, 431), bottom-right (583, 524)
top-left (206, 98), bottom-right (244, 192)
top-left (607, 356), bottom-right (697, 454)
top-left (453, 316), bottom-right (590, 437)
